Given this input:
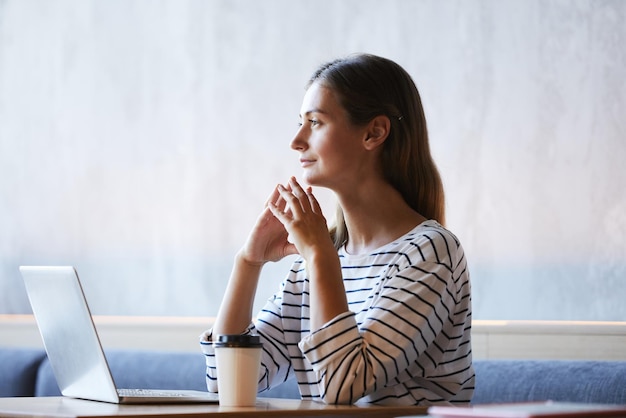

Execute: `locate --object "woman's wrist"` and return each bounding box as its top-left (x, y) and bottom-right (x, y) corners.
top-left (303, 243), bottom-right (338, 268)
top-left (213, 255), bottom-right (263, 336)
top-left (235, 250), bottom-right (267, 269)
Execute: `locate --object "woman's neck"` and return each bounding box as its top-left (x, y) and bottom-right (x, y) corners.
top-left (337, 181), bottom-right (426, 255)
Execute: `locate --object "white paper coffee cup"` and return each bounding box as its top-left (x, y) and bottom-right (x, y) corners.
top-left (213, 334), bottom-right (263, 407)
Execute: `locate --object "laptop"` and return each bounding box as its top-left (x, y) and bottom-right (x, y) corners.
top-left (19, 265), bottom-right (219, 404)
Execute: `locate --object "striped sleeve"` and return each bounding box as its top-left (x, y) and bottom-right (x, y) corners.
top-left (199, 322), bottom-right (259, 393)
top-left (199, 222), bottom-right (473, 405)
top-left (298, 227), bottom-right (471, 404)
top-left (199, 281), bottom-right (298, 395)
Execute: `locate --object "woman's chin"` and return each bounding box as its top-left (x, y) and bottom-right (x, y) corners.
top-left (301, 172), bottom-right (323, 187)
top-left (300, 171), bottom-right (314, 184)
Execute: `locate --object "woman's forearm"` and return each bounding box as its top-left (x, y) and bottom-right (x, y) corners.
top-left (307, 249), bottom-right (348, 331)
top-left (212, 253), bottom-right (263, 336)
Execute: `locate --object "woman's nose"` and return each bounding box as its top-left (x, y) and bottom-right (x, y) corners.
top-left (290, 127), bottom-right (308, 151)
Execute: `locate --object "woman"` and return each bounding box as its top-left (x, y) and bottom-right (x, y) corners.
top-left (201, 53), bottom-right (474, 405)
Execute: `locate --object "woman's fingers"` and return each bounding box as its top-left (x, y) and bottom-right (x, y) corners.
top-left (268, 200), bottom-right (289, 224)
top-left (289, 177), bottom-right (307, 200)
top-left (287, 177), bottom-right (315, 213)
top-left (265, 183), bottom-right (290, 215)
top-left (307, 187), bottom-right (323, 214)
top-left (270, 177), bottom-right (318, 222)
top-left (277, 184), bottom-right (303, 217)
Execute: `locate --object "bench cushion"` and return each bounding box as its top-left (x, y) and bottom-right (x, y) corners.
top-left (35, 350), bottom-right (207, 396)
top-left (0, 348), bottom-right (47, 397)
top-left (472, 360), bottom-right (626, 405)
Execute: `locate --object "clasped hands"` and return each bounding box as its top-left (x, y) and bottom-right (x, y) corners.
top-left (241, 177), bottom-right (334, 266)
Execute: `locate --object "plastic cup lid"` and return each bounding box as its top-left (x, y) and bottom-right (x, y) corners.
top-left (213, 334), bottom-right (263, 348)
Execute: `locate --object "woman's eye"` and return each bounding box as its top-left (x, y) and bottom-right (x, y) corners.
top-left (297, 119), bottom-right (319, 128)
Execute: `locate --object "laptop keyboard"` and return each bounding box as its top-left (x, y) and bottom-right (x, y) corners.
top-left (118, 388), bottom-right (195, 397)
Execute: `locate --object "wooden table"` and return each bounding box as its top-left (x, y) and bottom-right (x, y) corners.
top-left (0, 397), bottom-right (427, 418)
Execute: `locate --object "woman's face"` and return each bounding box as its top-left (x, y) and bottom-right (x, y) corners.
top-left (291, 82), bottom-right (370, 190)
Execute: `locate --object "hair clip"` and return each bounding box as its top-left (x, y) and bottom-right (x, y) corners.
top-left (397, 115), bottom-right (404, 121)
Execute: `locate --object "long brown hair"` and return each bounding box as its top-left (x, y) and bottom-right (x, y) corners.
top-left (308, 54), bottom-right (445, 249)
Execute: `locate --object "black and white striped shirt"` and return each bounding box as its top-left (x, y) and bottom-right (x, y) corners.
top-left (201, 220), bottom-right (474, 405)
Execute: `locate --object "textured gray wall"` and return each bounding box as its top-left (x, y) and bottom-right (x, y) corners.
top-left (1, 0), bottom-right (625, 320)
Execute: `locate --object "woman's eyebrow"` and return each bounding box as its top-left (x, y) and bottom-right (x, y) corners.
top-left (299, 108), bottom-right (328, 118)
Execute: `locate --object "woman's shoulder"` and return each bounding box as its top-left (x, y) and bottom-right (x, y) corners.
top-left (407, 220), bottom-right (461, 245)
top-left (399, 220), bottom-right (465, 266)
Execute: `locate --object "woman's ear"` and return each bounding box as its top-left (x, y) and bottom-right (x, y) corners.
top-left (363, 115), bottom-right (391, 150)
